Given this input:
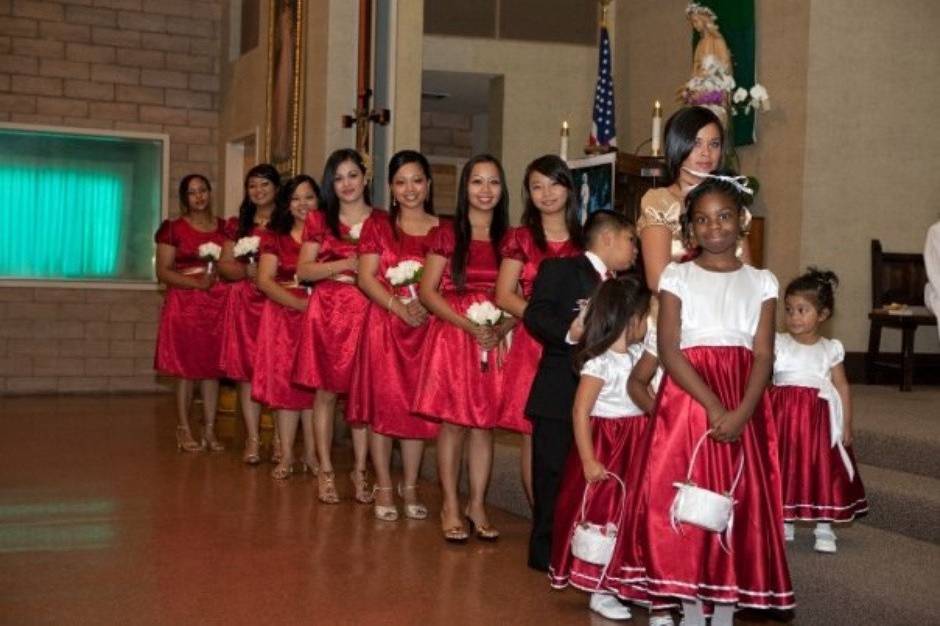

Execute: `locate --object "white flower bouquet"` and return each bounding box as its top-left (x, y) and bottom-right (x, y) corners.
top-left (681, 54), bottom-right (770, 117)
top-left (465, 300), bottom-right (508, 372)
top-left (233, 235), bottom-right (261, 263)
top-left (385, 259), bottom-right (423, 302)
top-left (345, 221), bottom-right (363, 243)
top-left (197, 242), bottom-right (222, 273)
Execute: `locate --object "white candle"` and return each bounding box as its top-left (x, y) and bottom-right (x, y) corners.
top-left (560, 120), bottom-right (569, 161)
top-left (651, 100), bottom-right (662, 157)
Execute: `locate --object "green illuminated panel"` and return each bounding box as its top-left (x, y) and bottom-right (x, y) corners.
top-left (0, 126), bottom-right (165, 283)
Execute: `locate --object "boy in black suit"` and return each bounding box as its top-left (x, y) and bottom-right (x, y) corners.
top-left (523, 210), bottom-right (638, 572)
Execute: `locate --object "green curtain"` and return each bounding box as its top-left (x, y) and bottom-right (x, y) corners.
top-left (694, 0), bottom-right (756, 146)
top-left (0, 157), bottom-right (124, 278)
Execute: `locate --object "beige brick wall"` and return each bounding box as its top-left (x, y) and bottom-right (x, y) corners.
top-left (0, 0), bottom-right (222, 395)
top-left (420, 111), bottom-right (474, 160)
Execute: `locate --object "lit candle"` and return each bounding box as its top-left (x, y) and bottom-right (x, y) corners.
top-left (560, 120), bottom-right (569, 161)
top-left (651, 100), bottom-right (662, 157)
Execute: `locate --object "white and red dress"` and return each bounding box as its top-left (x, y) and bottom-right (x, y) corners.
top-left (345, 218), bottom-right (439, 439)
top-left (496, 226), bottom-right (580, 434)
top-left (606, 261), bottom-right (794, 611)
top-left (770, 333), bottom-right (868, 522)
top-left (250, 231), bottom-right (314, 410)
top-left (412, 224), bottom-right (505, 429)
top-left (292, 210), bottom-right (381, 394)
top-left (549, 345), bottom-right (648, 592)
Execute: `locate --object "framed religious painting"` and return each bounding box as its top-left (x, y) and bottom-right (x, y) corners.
top-left (266, 0), bottom-right (306, 176)
top-left (568, 151), bottom-right (616, 223)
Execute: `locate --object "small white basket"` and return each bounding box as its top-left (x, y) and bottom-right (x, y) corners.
top-left (571, 472), bottom-right (626, 566)
top-left (669, 430), bottom-right (744, 551)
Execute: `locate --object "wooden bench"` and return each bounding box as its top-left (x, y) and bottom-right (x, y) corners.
top-left (866, 239), bottom-right (937, 391)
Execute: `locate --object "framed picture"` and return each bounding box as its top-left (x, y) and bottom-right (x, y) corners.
top-left (568, 151), bottom-right (616, 223)
top-left (266, 0), bottom-right (306, 176)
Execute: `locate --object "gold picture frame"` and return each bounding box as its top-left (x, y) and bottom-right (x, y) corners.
top-left (265, 0), bottom-right (306, 176)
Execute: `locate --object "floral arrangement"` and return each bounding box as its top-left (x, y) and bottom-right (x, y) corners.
top-left (233, 235), bottom-right (261, 263)
top-left (681, 55), bottom-right (770, 118)
top-left (466, 300), bottom-right (508, 372)
top-left (385, 259), bottom-right (423, 302)
top-left (345, 222), bottom-right (364, 243)
top-left (198, 242), bottom-right (222, 273)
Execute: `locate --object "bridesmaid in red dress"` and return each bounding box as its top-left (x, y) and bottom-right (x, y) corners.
top-left (218, 164), bottom-right (279, 463)
top-left (347, 150), bottom-right (440, 522)
top-left (494, 155), bottom-right (582, 508)
top-left (413, 154), bottom-right (514, 543)
top-left (294, 149), bottom-right (375, 505)
top-left (253, 175), bottom-right (320, 480)
top-left (154, 174), bottom-right (229, 452)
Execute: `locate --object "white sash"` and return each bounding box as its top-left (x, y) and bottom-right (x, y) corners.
top-left (773, 371), bottom-right (854, 481)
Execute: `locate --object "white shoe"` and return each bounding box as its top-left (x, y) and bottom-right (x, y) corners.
top-left (649, 615), bottom-right (675, 626)
top-left (784, 522), bottom-right (794, 542)
top-left (813, 526), bottom-right (837, 553)
top-left (589, 593), bottom-right (632, 620)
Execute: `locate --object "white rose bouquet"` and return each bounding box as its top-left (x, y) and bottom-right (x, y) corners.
top-left (197, 242), bottom-right (222, 273)
top-left (385, 259), bottom-right (423, 302)
top-left (465, 300), bottom-right (508, 372)
top-left (345, 221), bottom-right (363, 243)
top-left (233, 235), bottom-right (261, 263)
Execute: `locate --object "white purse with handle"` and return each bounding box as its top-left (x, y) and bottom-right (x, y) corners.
top-left (571, 471), bottom-right (626, 566)
top-left (669, 430), bottom-right (744, 551)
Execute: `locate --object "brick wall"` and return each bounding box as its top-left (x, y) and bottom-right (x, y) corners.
top-left (0, 0), bottom-right (223, 395)
top-left (420, 111), bottom-right (474, 159)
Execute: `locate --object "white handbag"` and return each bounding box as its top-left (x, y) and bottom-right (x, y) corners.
top-left (669, 430), bottom-right (744, 552)
top-left (571, 472), bottom-right (626, 566)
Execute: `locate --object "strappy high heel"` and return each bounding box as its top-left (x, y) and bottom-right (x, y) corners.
top-left (176, 425), bottom-right (204, 453)
top-left (317, 471), bottom-right (340, 504)
top-left (201, 423), bottom-right (225, 452)
top-left (350, 469), bottom-right (374, 505)
top-left (271, 460), bottom-right (294, 480)
top-left (242, 436), bottom-right (261, 465)
top-left (372, 486), bottom-right (399, 522)
top-left (299, 457), bottom-right (319, 476)
top-left (464, 510), bottom-right (499, 541)
top-left (440, 510), bottom-right (469, 544)
top-left (397, 484), bottom-right (428, 520)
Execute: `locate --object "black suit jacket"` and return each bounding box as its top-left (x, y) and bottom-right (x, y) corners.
top-left (523, 254), bottom-right (601, 422)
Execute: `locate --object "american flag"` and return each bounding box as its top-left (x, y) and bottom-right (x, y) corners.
top-left (589, 25), bottom-right (617, 147)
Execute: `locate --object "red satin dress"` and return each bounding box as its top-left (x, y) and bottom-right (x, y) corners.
top-left (549, 345), bottom-right (648, 592)
top-left (412, 224), bottom-right (505, 429)
top-left (345, 218), bottom-right (440, 440)
top-left (292, 210), bottom-right (381, 394)
top-left (250, 232), bottom-right (314, 411)
top-left (606, 262), bottom-right (794, 611)
top-left (218, 218), bottom-right (267, 382)
top-left (770, 333), bottom-right (868, 522)
top-left (153, 217), bottom-right (229, 379)
top-left (496, 226), bottom-right (580, 434)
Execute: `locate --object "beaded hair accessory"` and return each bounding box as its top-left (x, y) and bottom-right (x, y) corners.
top-left (682, 167), bottom-right (754, 196)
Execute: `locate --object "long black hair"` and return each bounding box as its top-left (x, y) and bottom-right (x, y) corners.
top-left (680, 168), bottom-right (752, 241)
top-left (575, 276), bottom-right (651, 371)
top-left (663, 106), bottom-right (725, 183)
top-left (521, 154), bottom-right (583, 251)
top-left (785, 267), bottom-right (839, 315)
top-left (178, 173), bottom-right (211, 213)
top-left (321, 149), bottom-right (371, 238)
top-left (237, 163), bottom-right (280, 238)
top-left (388, 149), bottom-right (435, 238)
top-left (452, 154), bottom-right (510, 291)
top-left (269, 174), bottom-right (321, 235)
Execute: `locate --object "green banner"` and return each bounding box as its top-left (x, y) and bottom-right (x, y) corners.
top-left (693, 0), bottom-right (756, 146)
